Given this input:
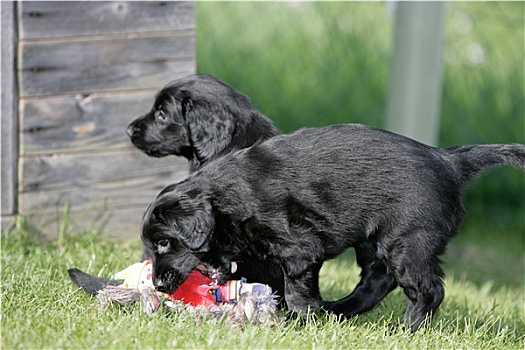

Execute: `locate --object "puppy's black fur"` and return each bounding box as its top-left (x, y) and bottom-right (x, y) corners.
top-left (127, 74), bottom-right (280, 172)
top-left (141, 124), bottom-right (525, 331)
top-left (69, 75), bottom-right (285, 302)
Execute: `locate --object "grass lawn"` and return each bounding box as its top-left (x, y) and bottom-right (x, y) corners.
top-left (1, 212), bottom-right (523, 349)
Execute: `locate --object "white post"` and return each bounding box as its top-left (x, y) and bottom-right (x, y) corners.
top-left (384, 2), bottom-right (446, 146)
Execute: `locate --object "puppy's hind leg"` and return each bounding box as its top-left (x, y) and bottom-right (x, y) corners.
top-left (322, 241), bottom-right (397, 317)
top-left (388, 229), bottom-right (446, 332)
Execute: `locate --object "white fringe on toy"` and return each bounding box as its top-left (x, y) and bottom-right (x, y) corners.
top-left (96, 284), bottom-right (280, 325)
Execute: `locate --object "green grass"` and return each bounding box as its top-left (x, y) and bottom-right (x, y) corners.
top-left (2, 214), bottom-right (523, 349)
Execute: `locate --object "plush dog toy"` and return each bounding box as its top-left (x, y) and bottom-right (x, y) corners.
top-left (96, 260), bottom-right (278, 324)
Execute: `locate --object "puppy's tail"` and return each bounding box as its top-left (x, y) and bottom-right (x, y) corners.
top-left (68, 268), bottom-right (117, 295)
top-left (446, 143), bottom-right (525, 183)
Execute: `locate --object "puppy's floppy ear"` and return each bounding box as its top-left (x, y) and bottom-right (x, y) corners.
top-left (183, 96), bottom-right (235, 163)
top-left (181, 96), bottom-right (193, 116)
top-left (154, 191), bottom-right (214, 253)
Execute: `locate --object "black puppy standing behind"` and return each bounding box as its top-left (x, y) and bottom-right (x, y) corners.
top-left (68, 75), bottom-right (285, 299)
top-left (141, 124), bottom-right (525, 332)
top-left (127, 74), bottom-right (280, 172)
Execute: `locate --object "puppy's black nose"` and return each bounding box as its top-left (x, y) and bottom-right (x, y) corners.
top-left (126, 123), bottom-right (136, 138)
top-left (154, 280), bottom-right (170, 294)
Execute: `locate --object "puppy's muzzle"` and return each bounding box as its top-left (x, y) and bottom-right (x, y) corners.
top-left (126, 122), bottom-right (139, 138)
top-left (152, 268), bottom-right (176, 294)
top-left (154, 279), bottom-right (170, 294)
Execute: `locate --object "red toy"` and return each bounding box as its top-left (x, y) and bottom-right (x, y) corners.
top-left (169, 269), bottom-right (216, 307)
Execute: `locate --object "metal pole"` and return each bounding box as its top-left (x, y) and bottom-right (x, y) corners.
top-left (384, 1), bottom-right (446, 146)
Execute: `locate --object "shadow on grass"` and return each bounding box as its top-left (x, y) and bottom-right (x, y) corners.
top-left (320, 216), bottom-right (523, 299)
top-left (445, 215), bottom-right (524, 290)
top-left (319, 218), bottom-right (524, 336)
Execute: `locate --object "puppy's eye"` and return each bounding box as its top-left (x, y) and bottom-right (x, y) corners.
top-left (154, 110), bottom-right (167, 122)
top-left (158, 239), bottom-right (169, 247)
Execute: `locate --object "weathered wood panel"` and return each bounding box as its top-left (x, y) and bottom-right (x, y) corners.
top-left (20, 149), bottom-right (188, 191)
top-left (19, 153), bottom-right (189, 239)
top-left (21, 206), bottom-right (154, 239)
top-left (1, 1), bottom-right (18, 217)
top-left (20, 91), bottom-right (159, 155)
top-left (19, 32), bottom-right (195, 97)
top-left (18, 167), bottom-right (189, 214)
top-left (19, 1), bottom-right (195, 39)
top-left (3, 1), bottom-right (196, 238)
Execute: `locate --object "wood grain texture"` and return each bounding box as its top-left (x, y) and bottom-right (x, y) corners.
top-left (20, 149), bottom-right (189, 192)
top-left (19, 206), bottom-right (154, 239)
top-left (1, 1), bottom-right (18, 215)
top-left (19, 153), bottom-right (189, 239)
top-left (19, 32), bottom-right (195, 97)
top-left (5, 1), bottom-right (197, 238)
top-left (19, 159), bottom-right (189, 213)
top-left (18, 1), bottom-right (195, 39)
top-left (20, 90), bottom-right (159, 155)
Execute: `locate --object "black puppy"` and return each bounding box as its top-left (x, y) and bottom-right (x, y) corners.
top-left (127, 74), bottom-right (280, 172)
top-left (69, 75), bottom-right (285, 302)
top-left (141, 124), bottom-right (524, 331)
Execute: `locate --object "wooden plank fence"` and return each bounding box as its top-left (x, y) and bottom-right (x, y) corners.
top-left (1, 1), bottom-right (18, 220)
top-left (1, 1), bottom-right (195, 238)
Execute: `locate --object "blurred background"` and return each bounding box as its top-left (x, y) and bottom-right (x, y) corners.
top-left (196, 1), bottom-right (524, 285)
top-left (196, 2), bottom-right (524, 221)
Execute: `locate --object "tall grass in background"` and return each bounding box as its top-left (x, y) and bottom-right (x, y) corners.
top-left (196, 1), bottom-right (524, 230)
top-left (198, 2), bottom-right (392, 131)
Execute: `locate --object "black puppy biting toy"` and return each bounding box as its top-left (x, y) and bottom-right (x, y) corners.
top-left (141, 123), bottom-right (524, 332)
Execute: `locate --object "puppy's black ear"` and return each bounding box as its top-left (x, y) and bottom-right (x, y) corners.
top-left (154, 192), bottom-right (214, 253)
top-left (181, 97), bottom-right (193, 116)
top-left (183, 97), bottom-right (235, 163)
top-left (178, 195), bottom-right (214, 253)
